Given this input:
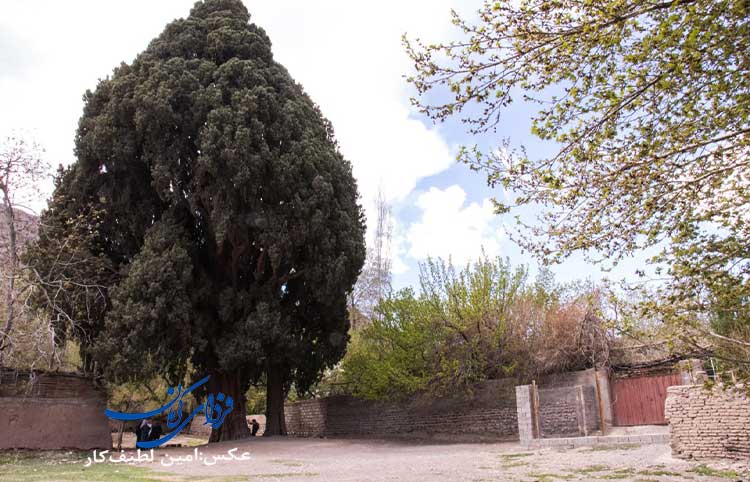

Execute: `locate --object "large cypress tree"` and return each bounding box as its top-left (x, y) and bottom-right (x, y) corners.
top-left (36, 0), bottom-right (365, 439)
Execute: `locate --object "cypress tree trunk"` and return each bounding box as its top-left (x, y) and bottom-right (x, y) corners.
top-left (208, 370), bottom-right (251, 442)
top-left (264, 363), bottom-right (287, 436)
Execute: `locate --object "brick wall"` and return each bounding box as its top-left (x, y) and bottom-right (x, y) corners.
top-left (665, 385), bottom-right (750, 460)
top-left (0, 371), bottom-right (111, 450)
top-left (538, 385), bottom-right (599, 437)
top-left (538, 368), bottom-right (611, 429)
top-left (285, 369), bottom-right (610, 441)
top-left (188, 414), bottom-right (266, 437)
top-left (0, 370), bottom-right (103, 399)
top-left (285, 379), bottom-right (519, 440)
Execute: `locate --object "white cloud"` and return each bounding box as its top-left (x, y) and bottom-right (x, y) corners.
top-left (390, 218), bottom-right (410, 275)
top-left (406, 185), bottom-right (505, 266)
top-left (250, 1), bottom-right (461, 247)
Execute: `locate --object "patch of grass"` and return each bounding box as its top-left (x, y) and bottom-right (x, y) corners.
top-left (0, 450), bottom-right (89, 466)
top-left (600, 474), bottom-right (630, 480)
top-left (637, 469), bottom-right (681, 477)
top-left (501, 461), bottom-right (529, 469)
top-left (688, 465), bottom-right (739, 479)
top-left (634, 479), bottom-right (660, 482)
top-left (182, 438), bottom-right (207, 448)
top-left (500, 452), bottom-right (534, 460)
top-left (270, 459), bottom-right (304, 467)
top-left (185, 477), bottom-right (245, 482)
top-left (0, 451), bottom-right (249, 482)
top-left (250, 473), bottom-right (319, 479)
top-left (614, 468), bottom-right (636, 474)
top-left (0, 453), bottom-right (34, 465)
top-left (526, 472), bottom-right (574, 482)
top-left (0, 462), bottom-right (170, 481)
top-left (581, 444), bottom-right (641, 452)
top-left (571, 464), bottom-right (610, 474)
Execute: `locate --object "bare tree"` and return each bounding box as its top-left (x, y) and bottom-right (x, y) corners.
top-left (349, 188), bottom-right (393, 328)
top-left (371, 189), bottom-right (393, 305)
top-left (19, 187), bottom-right (119, 374)
top-left (0, 134), bottom-right (49, 366)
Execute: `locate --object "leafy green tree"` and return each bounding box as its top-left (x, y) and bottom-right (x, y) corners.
top-left (404, 0), bottom-right (750, 371)
top-left (343, 256), bottom-right (604, 399)
top-left (418, 256), bottom-right (528, 388)
top-left (343, 288), bottom-right (437, 399)
top-left (33, 0), bottom-right (365, 439)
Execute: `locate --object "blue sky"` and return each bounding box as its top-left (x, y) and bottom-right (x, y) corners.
top-left (0, 0), bottom-right (652, 292)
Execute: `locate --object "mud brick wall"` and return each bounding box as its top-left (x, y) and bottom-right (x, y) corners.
top-left (537, 385), bottom-right (599, 437)
top-left (285, 379), bottom-right (519, 440)
top-left (538, 369), bottom-right (611, 429)
top-left (188, 414), bottom-right (266, 437)
top-left (0, 372), bottom-right (111, 450)
top-left (538, 396), bottom-right (578, 436)
top-left (0, 370), bottom-right (103, 399)
top-left (665, 385), bottom-right (750, 460)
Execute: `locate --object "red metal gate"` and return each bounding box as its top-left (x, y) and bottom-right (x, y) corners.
top-left (612, 373), bottom-right (682, 426)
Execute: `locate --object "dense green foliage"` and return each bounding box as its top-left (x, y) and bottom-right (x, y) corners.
top-left (343, 289), bottom-right (436, 398)
top-left (405, 0), bottom-right (750, 376)
top-left (342, 256), bottom-right (605, 399)
top-left (31, 0), bottom-right (365, 438)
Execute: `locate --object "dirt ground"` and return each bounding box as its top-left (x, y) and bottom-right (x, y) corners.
top-left (111, 432), bottom-right (208, 449)
top-left (132, 438), bottom-right (748, 482)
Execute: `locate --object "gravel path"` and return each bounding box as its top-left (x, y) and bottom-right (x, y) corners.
top-left (138, 438), bottom-right (749, 482)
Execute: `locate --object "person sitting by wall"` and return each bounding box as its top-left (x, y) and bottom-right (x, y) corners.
top-left (135, 419), bottom-right (149, 443)
top-left (147, 419), bottom-right (163, 441)
top-left (135, 418), bottom-right (163, 442)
